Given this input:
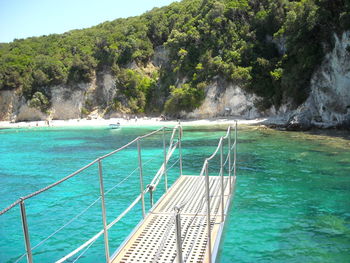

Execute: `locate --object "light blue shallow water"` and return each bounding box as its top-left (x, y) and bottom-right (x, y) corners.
top-left (0, 125), bottom-right (349, 263)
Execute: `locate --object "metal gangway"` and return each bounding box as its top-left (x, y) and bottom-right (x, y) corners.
top-left (0, 123), bottom-right (237, 263)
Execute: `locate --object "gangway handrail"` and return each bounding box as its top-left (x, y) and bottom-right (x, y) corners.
top-left (1, 125), bottom-right (183, 263)
top-left (0, 126), bottom-right (176, 216)
top-left (171, 122), bottom-right (237, 263)
top-left (150, 141), bottom-right (179, 191)
top-left (3, 123), bottom-right (237, 263)
top-left (57, 125), bottom-right (182, 263)
top-left (56, 194), bottom-right (143, 263)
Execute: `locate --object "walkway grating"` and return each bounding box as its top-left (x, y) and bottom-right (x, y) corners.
top-left (112, 175), bottom-right (235, 263)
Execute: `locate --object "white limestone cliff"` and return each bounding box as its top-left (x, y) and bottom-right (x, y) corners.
top-left (187, 80), bottom-right (260, 119)
top-left (0, 71), bottom-right (117, 122)
top-left (287, 31), bottom-right (350, 129)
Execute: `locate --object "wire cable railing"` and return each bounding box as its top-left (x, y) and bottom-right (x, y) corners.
top-left (3, 123), bottom-right (237, 263)
top-left (1, 125), bottom-right (183, 263)
top-left (170, 121), bottom-right (238, 263)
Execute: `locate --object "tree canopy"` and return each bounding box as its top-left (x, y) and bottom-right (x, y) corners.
top-left (0, 0), bottom-right (349, 114)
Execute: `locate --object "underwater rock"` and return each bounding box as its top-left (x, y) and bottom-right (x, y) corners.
top-left (286, 110), bottom-right (312, 131)
top-left (336, 114), bottom-right (350, 130)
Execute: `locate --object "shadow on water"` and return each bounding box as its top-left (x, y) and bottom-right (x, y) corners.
top-left (305, 129), bottom-right (350, 141)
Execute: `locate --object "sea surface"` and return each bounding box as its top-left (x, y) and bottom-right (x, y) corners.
top-left (0, 125), bottom-right (349, 263)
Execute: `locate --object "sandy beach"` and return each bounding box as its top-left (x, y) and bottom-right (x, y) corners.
top-left (0, 117), bottom-right (269, 129)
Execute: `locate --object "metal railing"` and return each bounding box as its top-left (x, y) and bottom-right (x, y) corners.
top-left (173, 121), bottom-right (238, 263)
top-left (0, 125), bottom-right (183, 263)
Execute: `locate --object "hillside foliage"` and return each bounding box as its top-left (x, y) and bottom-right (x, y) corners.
top-left (0, 0), bottom-right (349, 114)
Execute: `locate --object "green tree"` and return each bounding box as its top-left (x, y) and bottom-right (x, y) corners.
top-left (28, 91), bottom-right (50, 112)
top-left (164, 82), bottom-right (205, 115)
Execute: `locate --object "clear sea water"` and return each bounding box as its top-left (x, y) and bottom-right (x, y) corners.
top-left (0, 125), bottom-right (349, 263)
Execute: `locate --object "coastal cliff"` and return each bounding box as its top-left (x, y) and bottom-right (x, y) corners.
top-left (284, 31), bottom-right (350, 130)
top-left (0, 71), bottom-right (117, 121)
top-left (0, 0), bottom-right (349, 129)
top-left (1, 31), bottom-right (349, 129)
top-left (189, 30), bottom-right (350, 130)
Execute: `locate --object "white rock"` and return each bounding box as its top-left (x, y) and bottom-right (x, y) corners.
top-left (187, 81), bottom-right (260, 119)
top-left (294, 31), bottom-right (350, 127)
top-left (16, 103), bottom-right (47, 121)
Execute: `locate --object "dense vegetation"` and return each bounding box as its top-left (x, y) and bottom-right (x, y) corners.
top-left (0, 0), bottom-right (349, 115)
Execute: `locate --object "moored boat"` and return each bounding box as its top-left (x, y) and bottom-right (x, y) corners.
top-left (109, 123), bottom-right (120, 129)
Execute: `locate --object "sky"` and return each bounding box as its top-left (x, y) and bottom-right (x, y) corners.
top-left (0, 0), bottom-right (178, 43)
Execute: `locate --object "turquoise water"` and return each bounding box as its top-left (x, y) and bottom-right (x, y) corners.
top-left (0, 126), bottom-right (349, 262)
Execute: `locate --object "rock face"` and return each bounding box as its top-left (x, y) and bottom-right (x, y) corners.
top-left (95, 71), bottom-right (117, 108)
top-left (0, 89), bottom-right (50, 121)
top-left (17, 104), bottom-right (47, 121)
top-left (187, 80), bottom-right (261, 119)
top-left (51, 85), bottom-right (87, 120)
top-left (152, 46), bottom-right (169, 67)
top-left (286, 31), bottom-right (350, 130)
top-left (0, 90), bottom-right (20, 121)
top-left (286, 108), bottom-right (313, 131)
top-left (0, 71), bottom-right (117, 121)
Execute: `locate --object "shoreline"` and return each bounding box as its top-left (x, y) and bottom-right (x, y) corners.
top-left (0, 117), bottom-right (268, 129)
top-left (1, 117), bottom-right (348, 135)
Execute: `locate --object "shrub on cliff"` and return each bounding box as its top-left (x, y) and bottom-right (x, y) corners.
top-left (164, 82), bottom-right (205, 115)
top-left (28, 91), bottom-right (50, 113)
top-left (115, 69), bottom-right (157, 113)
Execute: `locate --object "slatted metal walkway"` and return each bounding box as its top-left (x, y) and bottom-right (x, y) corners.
top-left (0, 123), bottom-right (237, 263)
top-left (112, 175), bottom-right (236, 263)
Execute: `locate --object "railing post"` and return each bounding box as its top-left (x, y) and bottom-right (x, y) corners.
top-left (137, 138), bottom-right (146, 218)
top-left (163, 127), bottom-right (168, 191)
top-left (220, 139), bottom-right (224, 223)
top-left (228, 126), bottom-right (232, 193)
top-left (20, 199), bottom-right (33, 263)
top-left (205, 161), bottom-right (212, 263)
top-left (234, 121), bottom-right (237, 179)
top-left (98, 160), bottom-right (110, 263)
top-left (174, 207), bottom-right (183, 263)
top-left (178, 124), bottom-right (183, 176)
top-left (149, 185), bottom-right (154, 207)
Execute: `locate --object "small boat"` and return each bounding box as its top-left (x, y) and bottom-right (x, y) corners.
top-left (109, 123), bottom-right (120, 129)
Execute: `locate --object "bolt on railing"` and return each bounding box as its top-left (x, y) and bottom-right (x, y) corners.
top-left (149, 185), bottom-right (154, 207)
